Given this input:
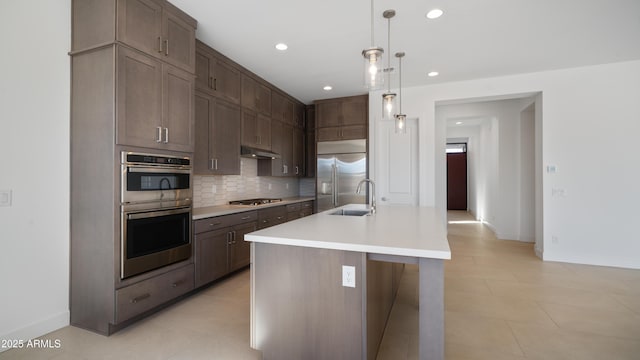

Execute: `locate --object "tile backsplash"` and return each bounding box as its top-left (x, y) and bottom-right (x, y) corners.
top-left (193, 158), bottom-right (315, 208)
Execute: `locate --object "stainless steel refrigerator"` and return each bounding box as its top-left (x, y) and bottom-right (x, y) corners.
top-left (316, 139), bottom-right (367, 212)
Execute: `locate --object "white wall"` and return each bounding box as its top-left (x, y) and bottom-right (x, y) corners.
top-left (371, 60), bottom-right (640, 269)
top-left (0, 0), bottom-right (71, 345)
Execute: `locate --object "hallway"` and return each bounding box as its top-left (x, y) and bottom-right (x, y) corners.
top-left (377, 210), bottom-right (640, 359)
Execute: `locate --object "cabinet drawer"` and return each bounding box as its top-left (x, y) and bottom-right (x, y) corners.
top-left (286, 203), bottom-right (301, 212)
top-left (300, 201), bottom-right (313, 210)
top-left (300, 208), bottom-right (313, 217)
top-left (115, 264), bottom-right (194, 324)
top-left (194, 210), bottom-right (258, 234)
top-left (258, 206), bottom-right (287, 229)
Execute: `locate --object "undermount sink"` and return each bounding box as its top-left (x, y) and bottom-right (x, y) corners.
top-left (329, 209), bottom-right (372, 217)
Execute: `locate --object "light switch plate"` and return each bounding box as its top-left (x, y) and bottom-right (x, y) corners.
top-left (342, 265), bottom-right (356, 288)
top-left (0, 190), bottom-right (12, 207)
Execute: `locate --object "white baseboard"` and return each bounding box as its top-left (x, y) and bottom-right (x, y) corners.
top-left (535, 246), bottom-right (543, 260)
top-left (0, 311), bottom-right (69, 353)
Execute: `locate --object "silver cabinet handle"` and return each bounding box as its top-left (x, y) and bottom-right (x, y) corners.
top-left (209, 77), bottom-right (214, 89)
top-left (214, 159), bottom-right (218, 170)
top-left (164, 128), bottom-right (169, 143)
top-left (226, 232), bottom-right (232, 245)
top-left (241, 216), bottom-right (251, 220)
top-left (210, 159), bottom-right (215, 170)
top-left (157, 36), bottom-right (162, 53)
top-left (213, 78), bottom-right (217, 91)
top-left (209, 222), bottom-right (221, 227)
top-left (131, 293), bottom-right (151, 304)
top-left (156, 126), bottom-right (162, 142)
top-left (171, 279), bottom-right (184, 288)
top-left (164, 39), bottom-right (169, 56)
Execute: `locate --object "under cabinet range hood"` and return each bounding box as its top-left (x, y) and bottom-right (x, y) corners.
top-left (241, 146), bottom-right (281, 160)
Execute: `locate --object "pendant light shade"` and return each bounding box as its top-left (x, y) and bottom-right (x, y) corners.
top-left (394, 52), bottom-right (406, 134)
top-left (362, 0), bottom-right (384, 89)
top-left (381, 9), bottom-right (396, 120)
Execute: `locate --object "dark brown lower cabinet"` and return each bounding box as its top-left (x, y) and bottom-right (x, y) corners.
top-left (194, 211), bottom-right (257, 288)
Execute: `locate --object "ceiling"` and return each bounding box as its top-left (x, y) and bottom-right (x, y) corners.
top-left (169, 0), bottom-right (640, 104)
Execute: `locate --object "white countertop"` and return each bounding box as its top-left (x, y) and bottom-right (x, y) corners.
top-left (192, 197), bottom-right (315, 220)
top-left (245, 204), bottom-right (451, 260)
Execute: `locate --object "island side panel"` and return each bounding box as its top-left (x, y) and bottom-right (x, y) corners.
top-left (419, 258), bottom-right (445, 360)
top-left (252, 243), bottom-right (365, 360)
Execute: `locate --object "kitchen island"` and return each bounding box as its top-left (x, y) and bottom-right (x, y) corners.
top-left (245, 204), bottom-right (451, 360)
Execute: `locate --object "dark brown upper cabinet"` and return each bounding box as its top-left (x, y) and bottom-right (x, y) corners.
top-left (116, 0), bottom-right (196, 72)
top-left (116, 46), bottom-right (194, 152)
top-left (196, 41), bottom-right (241, 104)
top-left (272, 91), bottom-right (294, 125)
top-left (241, 74), bottom-right (272, 116)
top-left (241, 109), bottom-right (272, 151)
top-left (315, 95), bottom-right (368, 141)
top-left (194, 92), bottom-right (241, 175)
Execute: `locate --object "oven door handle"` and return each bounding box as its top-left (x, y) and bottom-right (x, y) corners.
top-left (126, 165), bottom-right (191, 174)
top-left (126, 206), bottom-right (191, 220)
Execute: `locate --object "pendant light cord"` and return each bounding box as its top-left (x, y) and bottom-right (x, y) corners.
top-left (387, 17), bottom-right (391, 91)
top-left (398, 56), bottom-right (402, 114)
top-left (370, 0), bottom-right (375, 46)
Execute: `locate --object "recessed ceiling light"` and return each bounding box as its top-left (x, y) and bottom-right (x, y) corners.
top-left (456, 121), bottom-right (463, 125)
top-left (426, 9), bottom-right (443, 19)
top-left (323, 85), bottom-right (333, 91)
top-left (275, 43), bottom-right (288, 51)
top-left (428, 71), bottom-right (439, 77)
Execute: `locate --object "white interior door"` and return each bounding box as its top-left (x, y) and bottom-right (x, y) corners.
top-left (377, 118), bottom-right (419, 205)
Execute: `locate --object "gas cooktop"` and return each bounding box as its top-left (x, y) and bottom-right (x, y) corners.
top-left (229, 198), bottom-right (283, 206)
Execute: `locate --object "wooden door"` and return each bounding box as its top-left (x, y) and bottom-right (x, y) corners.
top-left (281, 123), bottom-right (294, 176)
top-left (194, 92), bottom-right (213, 174)
top-left (255, 83), bottom-right (272, 115)
top-left (241, 109), bottom-right (258, 147)
top-left (293, 127), bottom-right (304, 176)
top-left (212, 58), bottom-right (241, 104)
top-left (117, 0), bottom-right (162, 56)
top-left (316, 101), bottom-right (341, 127)
top-left (256, 113), bottom-right (272, 150)
top-left (116, 46), bottom-right (162, 148)
top-left (163, 64), bottom-right (193, 152)
top-left (447, 152), bottom-right (468, 210)
top-left (211, 100), bottom-right (241, 174)
top-left (271, 92), bottom-right (286, 123)
top-left (241, 74), bottom-right (257, 110)
top-left (162, 9), bottom-right (195, 72)
top-left (195, 48), bottom-right (213, 91)
top-left (341, 125), bottom-right (367, 140)
top-left (195, 229), bottom-right (229, 287)
top-left (341, 96), bottom-right (367, 126)
top-left (229, 222), bottom-right (256, 272)
top-left (316, 126), bottom-right (340, 141)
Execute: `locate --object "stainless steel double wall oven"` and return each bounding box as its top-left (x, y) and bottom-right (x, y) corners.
top-left (120, 152), bottom-right (192, 279)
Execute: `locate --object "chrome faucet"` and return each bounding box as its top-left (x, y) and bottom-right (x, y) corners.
top-left (356, 179), bottom-right (376, 213)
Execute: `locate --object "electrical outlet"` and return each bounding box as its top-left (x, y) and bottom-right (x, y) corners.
top-left (268, 183), bottom-right (272, 190)
top-left (286, 183), bottom-right (289, 190)
top-left (342, 265), bottom-right (356, 288)
top-left (552, 235), bottom-right (559, 244)
top-left (0, 190), bottom-right (11, 207)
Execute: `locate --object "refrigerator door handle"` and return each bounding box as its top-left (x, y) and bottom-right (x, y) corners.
top-left (334, 164), bottom-right (339, 206)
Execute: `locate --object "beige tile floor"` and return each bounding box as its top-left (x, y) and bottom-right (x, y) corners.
top-left (2, 210), bottom-right (640, 359)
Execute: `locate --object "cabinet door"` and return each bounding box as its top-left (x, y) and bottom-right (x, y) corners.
top-left (316, 126), bottom-right (341, 142)
top-left (241, 109), bottom-right (258, 147)
top-left (305, 106), bottom-right (316, 177)
top-left (256, 113), bottom-right (272, 150)
top-left (163, 65), bottom-right (194, 152)
top-left (162, 9), bottom-right (195, 72)
top-left (293, 127), bottom-right (304, 177)
top-left (117, 0), bottom-right (163, 57)
top-left (271, 92), bottom-right (286, 123)
top-left (194, 92), bottom-right (213, 174)
top-left (116, 46), bottom-right (163, 148)
top-left (195, 48), bottom-right (213, 91)
top-left (210, 100), bottom-right (241, 174)
top-left (340, 125), bottom-right (367, 140)
top-left (316, 101), bottom-right (341, 127)
top-left (213, 58), bottom-right (241, 104)
top-left (282, 97), bottom-right (294, 125)
top-left (259, 119), bottom-right (283, 176)
top-left (341, 96), bottom-right (368, 126)
top-left (229, 222), bottom-right (256, 272)
top-left (293, 103), bottom-right (305, 128)
top-left (241, 74), bottom-right (257, 110)
top-left (195, 228), bottom-right (230, 288)
top-left (281, 123), bottom-right (294, 176)
top-left (255, 82), bottom-right (272, 116)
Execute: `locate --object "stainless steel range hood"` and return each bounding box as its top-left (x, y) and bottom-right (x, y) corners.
top-left (240, 146), bottom-right (281, 159)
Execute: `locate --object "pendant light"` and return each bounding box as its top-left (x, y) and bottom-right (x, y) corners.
top-left (394, 52), bottom-right (406, 134)
top-left (362, 0), bottom-right (384, 89)
top-left (381, 10), bottom-right (396, 120)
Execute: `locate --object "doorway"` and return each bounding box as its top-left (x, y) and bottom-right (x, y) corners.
top-left (446, 143), bottom-right (467, 210)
